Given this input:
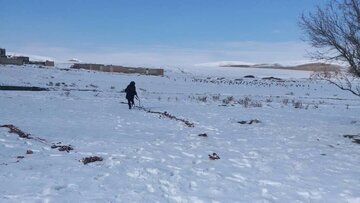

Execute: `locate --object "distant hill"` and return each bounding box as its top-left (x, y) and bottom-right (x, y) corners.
top-left (221, 62), bottom-right (342, 72)
top-left (291, 63), bottom-right (341, 71)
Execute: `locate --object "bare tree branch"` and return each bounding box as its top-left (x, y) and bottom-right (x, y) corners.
top-left (300, 0), bottom-right (360, 96)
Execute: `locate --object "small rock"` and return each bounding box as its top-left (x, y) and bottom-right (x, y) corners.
top-left (208, 153), bottom-right (220, 160)
top-left (248, 119), bottom-right (261, 124)
top-left (237, 119), bottom-right (261, 125)
top-left (26, 150), bottom-right (33, 154)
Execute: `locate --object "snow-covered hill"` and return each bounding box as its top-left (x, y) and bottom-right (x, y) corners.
top-left (195, 60), bottom-right (342, 72)
top-left (0, 64), bottom-right (359, 202)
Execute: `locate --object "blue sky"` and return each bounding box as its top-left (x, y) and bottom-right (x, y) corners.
top-left (0, 0), bottom-right (328, 66)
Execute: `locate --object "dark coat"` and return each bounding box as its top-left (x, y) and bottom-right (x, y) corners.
top-left (125, 83), bottom-right (137, 100)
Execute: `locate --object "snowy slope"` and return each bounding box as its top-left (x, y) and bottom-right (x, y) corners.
top-left (0, 64), bottom-right (360, 202)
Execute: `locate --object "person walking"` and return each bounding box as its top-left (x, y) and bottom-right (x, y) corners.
top-left (125, 81), bottom-right (138, 109)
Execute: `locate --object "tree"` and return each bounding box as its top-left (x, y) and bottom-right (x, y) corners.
top-left (300, 0), bottom-right (360, 96)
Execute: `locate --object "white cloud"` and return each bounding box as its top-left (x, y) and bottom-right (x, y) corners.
top-left (272, 29), bottom-right (281, 34)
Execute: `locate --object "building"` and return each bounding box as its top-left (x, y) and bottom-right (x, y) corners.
top-left (0, 48), bottom-right (6, 57)
top-left (0, 48), bottom-right (54, 66)
top-left (71, 63), bottom-right (164, 76)
top-left (29, 60), bottom-right (55, 66)
top-left (0, 48), bottom-right (30, 65)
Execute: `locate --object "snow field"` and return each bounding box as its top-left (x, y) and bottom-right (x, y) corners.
top-left (0, 65), bottom-right (360, 202)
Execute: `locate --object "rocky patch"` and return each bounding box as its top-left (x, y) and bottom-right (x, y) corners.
top-left (237, 119), bottom-right (261, 125)
top-left (0, 124), bottom-right (47, 143)
top-left (130, 104), bottom-right (195, 127)
top-left (81, 156), bottom-right (103, 165)
top-left (344, 134), bottom-right (360, 144)
top-left (51, 143), bottom-right (74, 152)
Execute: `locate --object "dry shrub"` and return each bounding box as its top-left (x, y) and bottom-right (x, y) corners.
top-left (282, 98), bottom-right (289, 105)
top-left (293, 100), bottom-right (303, 109)
top-left (222, 96), bottom-right (235, 105)
top-left (197, 96), bottom-right (207, 103)
top-left (212, 95), bottom-right (220, 101)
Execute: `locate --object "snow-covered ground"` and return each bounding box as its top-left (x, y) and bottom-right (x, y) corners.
top-left (0, 64), bottom-right (359, 203)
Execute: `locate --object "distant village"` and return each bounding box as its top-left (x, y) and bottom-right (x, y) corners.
top-left (0, 48), bottom-right (164, 76)
top-left (0, 48), bottom-right (55, 66)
